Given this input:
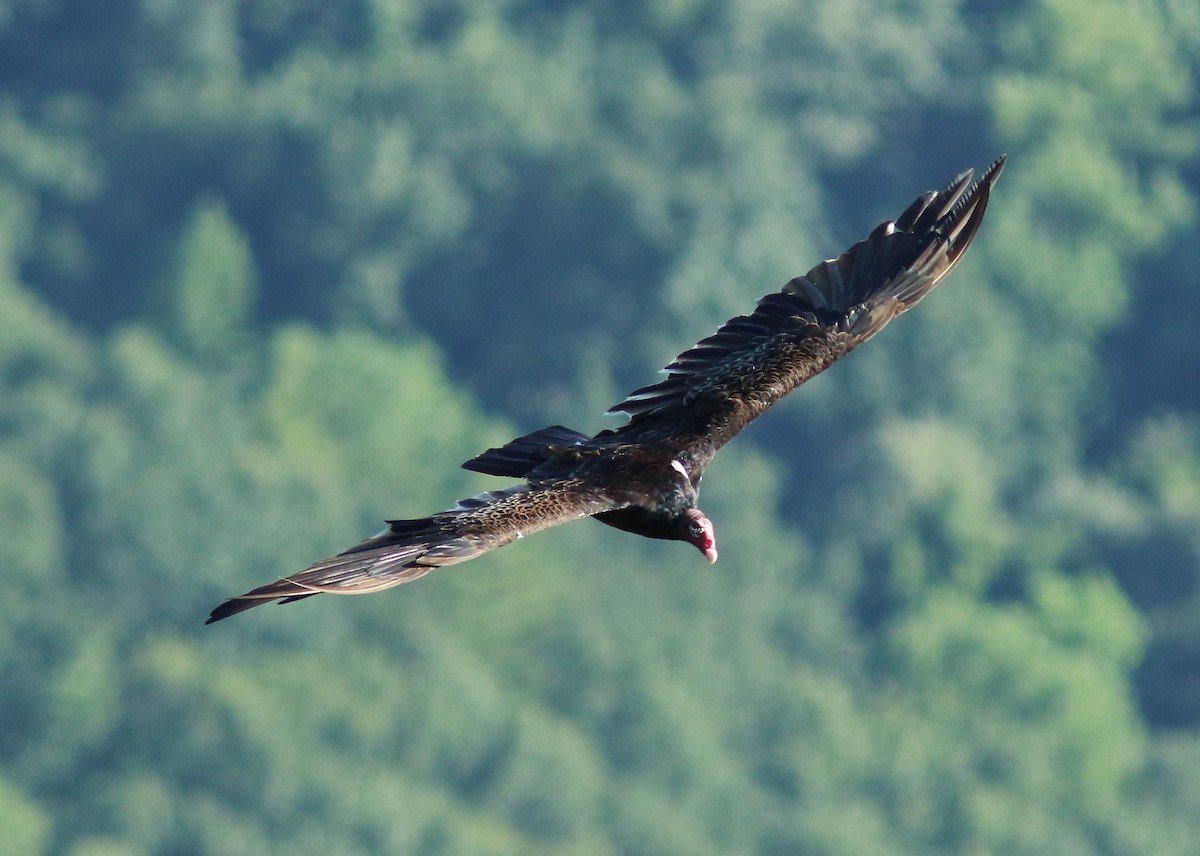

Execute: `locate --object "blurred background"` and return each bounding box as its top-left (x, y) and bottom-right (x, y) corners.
top-left (1, 0), bottom-right (1199, 853)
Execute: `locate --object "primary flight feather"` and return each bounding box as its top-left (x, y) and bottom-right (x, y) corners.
top-left (207, 156), bottom-right (1006, 624)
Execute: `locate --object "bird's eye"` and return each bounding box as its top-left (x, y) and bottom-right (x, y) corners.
top-left (688, 520), bottom-right (704, 537)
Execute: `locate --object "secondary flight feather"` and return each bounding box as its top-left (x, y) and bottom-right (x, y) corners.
top-left (207, 156), bottom-right (1006, 624)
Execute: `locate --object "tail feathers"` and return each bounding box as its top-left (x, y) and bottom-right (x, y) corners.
top-left (462, 425), bottom-right (590, 478)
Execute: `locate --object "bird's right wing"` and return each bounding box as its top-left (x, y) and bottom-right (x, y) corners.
top-left (206, 482), bottom-right (623, 623)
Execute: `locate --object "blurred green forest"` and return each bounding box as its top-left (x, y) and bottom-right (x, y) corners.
top-left (2, 0), bottom-right (1199, 853)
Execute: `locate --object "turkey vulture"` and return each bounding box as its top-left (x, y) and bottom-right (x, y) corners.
top-left (206, 156), bottom-right (1005, 623)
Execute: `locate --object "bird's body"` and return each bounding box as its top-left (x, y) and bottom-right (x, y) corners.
top-left (207, 156), bottom-right (1005, 624)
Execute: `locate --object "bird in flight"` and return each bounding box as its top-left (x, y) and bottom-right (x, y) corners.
top-left (207, 156), bottom-right (1005, 623)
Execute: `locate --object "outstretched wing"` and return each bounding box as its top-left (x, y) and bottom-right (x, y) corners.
top-left (607, 156), bottom-right (1006, 461)
top-left (206, 482), bottom-right (623, 623)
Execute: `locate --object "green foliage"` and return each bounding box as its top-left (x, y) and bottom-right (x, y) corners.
top-left (171, 195), bottom-right (257, 358)
top-left (0, 0), bottom-right (1198, 854)
top-left (0, 775), bottom-right (49, 856)
top-left (739, 566), bottom-right (1154, 856)
top-left (260, 325), bottom-right (493, 505)
top-left (980, 0), bottom-right (1196, 457)
top-left (1102, 417), bottom-right (1200, 725)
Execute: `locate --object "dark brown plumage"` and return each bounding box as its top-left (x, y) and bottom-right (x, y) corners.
top-left (206, 156), bottom-right (1005, 624)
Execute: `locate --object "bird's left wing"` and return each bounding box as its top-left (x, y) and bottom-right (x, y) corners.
top-left (206, 481), bottom-right (624, 623)
top-left (607, 156), bottom-right (1005, 460)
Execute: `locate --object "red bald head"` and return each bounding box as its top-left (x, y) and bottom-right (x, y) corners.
top-left (679, 508), bottom-right (717, 564)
